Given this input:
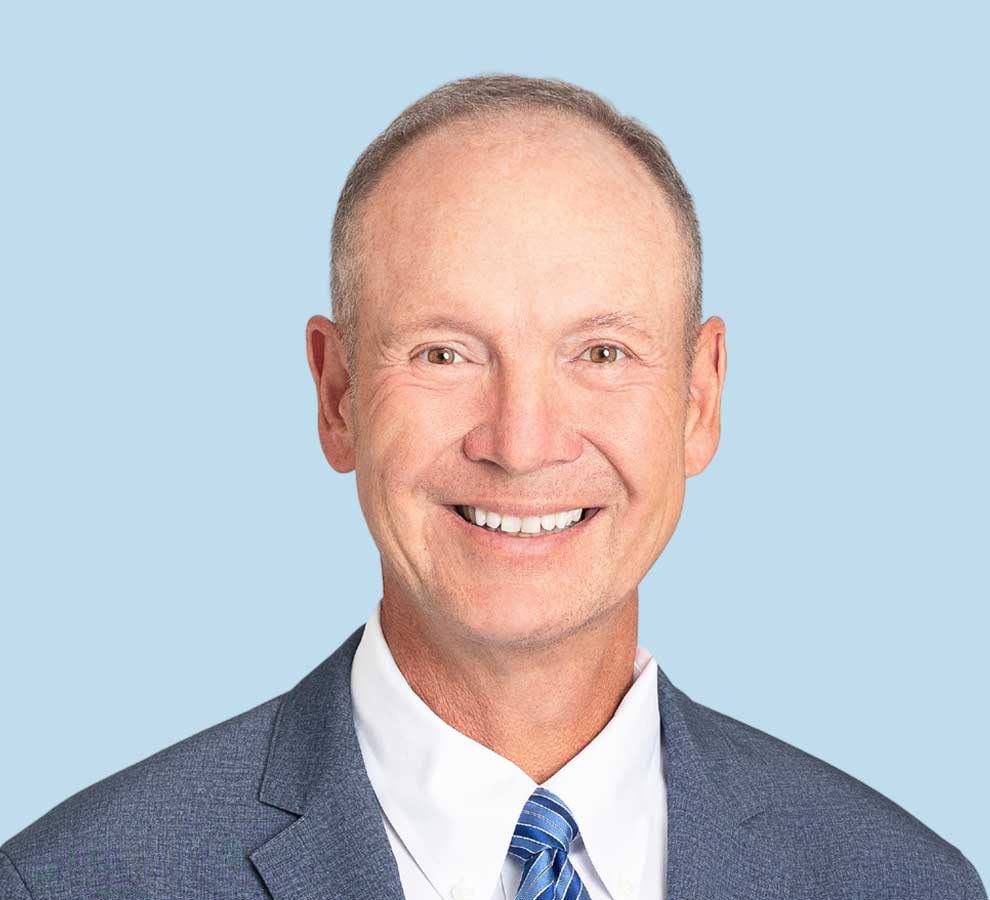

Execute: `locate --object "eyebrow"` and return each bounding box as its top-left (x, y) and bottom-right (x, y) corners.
top-left (567, 311), bottom-right (656, 341)
top-left (380, 310), bottom-right (657, 347)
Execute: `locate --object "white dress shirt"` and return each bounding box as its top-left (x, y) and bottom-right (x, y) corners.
top-left (350, 601), bottom-right (667, 900)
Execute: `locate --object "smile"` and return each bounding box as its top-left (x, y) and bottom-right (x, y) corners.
top-left (451, 504), bottom-right (600, 537)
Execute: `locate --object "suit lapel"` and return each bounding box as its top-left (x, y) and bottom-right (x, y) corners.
top-left (249, 624), bottom-right (787, 900)
top-left (657, 665), bottom-right (790, 900)
top-left (250, 625), bottom-right (404, 900)
top-left (250, 772), bottom-right (404, 900)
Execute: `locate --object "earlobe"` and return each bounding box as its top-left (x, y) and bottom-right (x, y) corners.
top-left (684, 318), bottom-right (727, 478)
top-left (306, 315), bottom-right (356, 473)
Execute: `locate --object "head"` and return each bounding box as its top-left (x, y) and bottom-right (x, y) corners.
top-left (307, 74), bottom-right (726, 650)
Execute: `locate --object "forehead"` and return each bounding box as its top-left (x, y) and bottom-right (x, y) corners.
top-left (356, 111), bottom-right (685, 337)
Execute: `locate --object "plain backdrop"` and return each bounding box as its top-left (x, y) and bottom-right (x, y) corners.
top-left (1, 0), bottom-right (986, 882)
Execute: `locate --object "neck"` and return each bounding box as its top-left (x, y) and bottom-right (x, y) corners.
top-left (379, 590), bottom-right (640, 784)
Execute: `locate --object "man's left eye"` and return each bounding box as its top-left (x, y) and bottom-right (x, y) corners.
top-left (580, 344), bottom-right (626, 364)
top-left (418, 346), bottom-right (464, 365)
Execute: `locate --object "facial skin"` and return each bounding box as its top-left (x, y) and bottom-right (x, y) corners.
top-left (307, 111), bottom-right (726, 777)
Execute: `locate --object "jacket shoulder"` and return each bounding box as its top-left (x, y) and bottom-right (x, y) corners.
top-left (690, 698), bottom-right (986, 897)
top-left (1, 694), bottom-right (294, 897)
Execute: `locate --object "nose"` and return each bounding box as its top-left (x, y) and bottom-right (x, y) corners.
top-left (462, 362), bottom-right (584, 476)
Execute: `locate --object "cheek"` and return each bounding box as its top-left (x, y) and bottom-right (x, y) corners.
top-left (355, 376), bottom-right (464, 497)
top-left (581, 387), bottom-right (683, 498)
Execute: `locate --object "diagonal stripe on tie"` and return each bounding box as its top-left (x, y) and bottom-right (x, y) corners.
top-left (508, 787), bottom-right (590, 900)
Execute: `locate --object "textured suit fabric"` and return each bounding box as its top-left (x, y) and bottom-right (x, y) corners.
top-left (1, 624), bottom-right (985, 900)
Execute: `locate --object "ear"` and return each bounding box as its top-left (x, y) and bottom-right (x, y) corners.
top-left (684, 316), bottom-right (727, 478)
top-left (306, 315), bottom-right (356, 473)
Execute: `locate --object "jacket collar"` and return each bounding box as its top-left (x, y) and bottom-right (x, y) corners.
top-left (255, 626), bottom-right (367, 816)
top-left (250, 626), bottom-right (404, 900)
top-left (655, 665), bottom-right (779, 899)
top-left (250, 624), bottom-right (782, 900)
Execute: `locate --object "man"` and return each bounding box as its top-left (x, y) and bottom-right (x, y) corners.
top-left (1, 73), bottom-right (984, 900)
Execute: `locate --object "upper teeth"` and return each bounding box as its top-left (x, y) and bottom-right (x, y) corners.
top-left (459, 505), bottom-right (585, 535)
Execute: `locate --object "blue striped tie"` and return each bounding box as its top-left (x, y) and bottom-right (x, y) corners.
top-left (508, 787), bottom-right (590, 899)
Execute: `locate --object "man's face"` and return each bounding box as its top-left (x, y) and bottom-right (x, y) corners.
top-left (318, 113), bottom-right (721, 648)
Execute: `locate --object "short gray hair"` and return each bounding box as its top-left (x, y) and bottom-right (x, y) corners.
top-left (330, 73), bottom-right (703, 379)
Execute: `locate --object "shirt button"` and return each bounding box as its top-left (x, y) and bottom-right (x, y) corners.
top-left (617, 877), bottom-right (635, 898)
top-left (450, 879), bottom-right (474, 900)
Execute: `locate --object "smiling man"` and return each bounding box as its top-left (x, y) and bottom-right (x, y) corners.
top-left (1, 74), bottom-right (985, 900)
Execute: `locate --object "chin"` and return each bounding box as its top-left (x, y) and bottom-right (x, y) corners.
top-left (436, 582), bottom-right (606, 649)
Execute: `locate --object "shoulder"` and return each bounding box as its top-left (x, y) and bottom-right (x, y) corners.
top-left (0, 694), bottom-right (294, 898)
top-left (689, 696), bottom-right (987, 897)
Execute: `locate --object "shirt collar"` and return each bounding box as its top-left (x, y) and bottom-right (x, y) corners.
top-left (350, 600), bottom-right (661, 900)
top-left (543, 644), bottom-right (661, 895)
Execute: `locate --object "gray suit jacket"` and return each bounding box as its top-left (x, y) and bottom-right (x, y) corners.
top-left (2, 625), bottom-right (985, 899)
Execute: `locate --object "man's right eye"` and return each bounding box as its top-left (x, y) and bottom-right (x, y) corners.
top-left (418, 347), bottom-right (463, 365)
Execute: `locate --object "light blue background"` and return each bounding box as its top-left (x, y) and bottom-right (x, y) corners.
top-left (1, 0), bottom-right (986, 881)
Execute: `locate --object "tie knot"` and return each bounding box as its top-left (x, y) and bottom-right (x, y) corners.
top-left (509, 788), bottom-right (589, 899)
top-left (511, 787), bottom-right (580, 857)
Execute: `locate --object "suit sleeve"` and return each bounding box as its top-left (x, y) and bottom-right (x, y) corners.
top-left (0, 852), bottom-right (33, 900)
